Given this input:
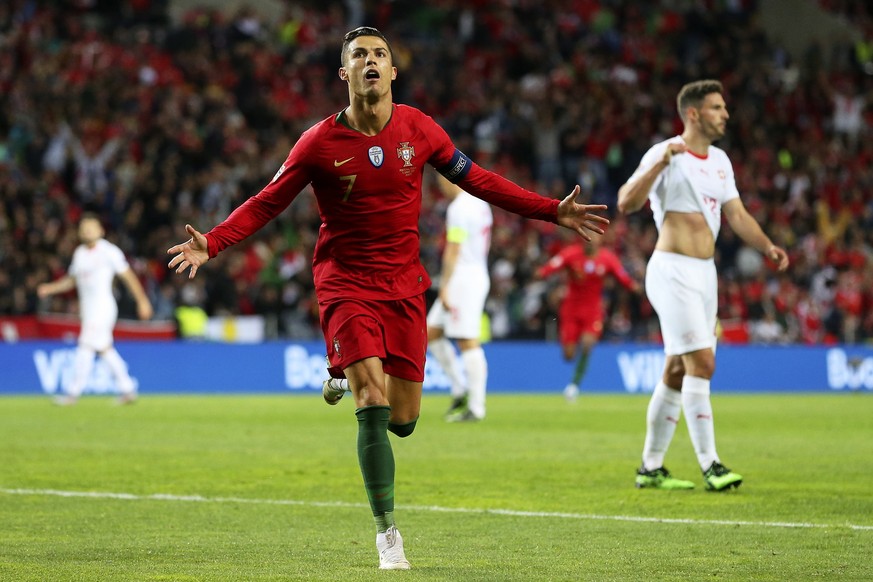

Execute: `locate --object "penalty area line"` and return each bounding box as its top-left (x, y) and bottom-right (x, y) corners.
top-left (2, 487), bottom-right (871, 532)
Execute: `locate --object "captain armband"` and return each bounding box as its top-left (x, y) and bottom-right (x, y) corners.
top-left (438, 149), bottom-right (472, 182)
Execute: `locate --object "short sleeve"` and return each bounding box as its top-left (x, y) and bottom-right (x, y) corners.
top-left (107, 243), bottom-right (130, 274)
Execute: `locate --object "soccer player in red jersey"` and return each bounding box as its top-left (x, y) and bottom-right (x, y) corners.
top-left (167, 26), bottom-right (609, 570)
top-left (537, 235), bottom-right (641, 402)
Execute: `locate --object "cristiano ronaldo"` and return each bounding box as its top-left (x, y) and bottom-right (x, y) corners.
top-left (168, 26), bottom-right (609, 570)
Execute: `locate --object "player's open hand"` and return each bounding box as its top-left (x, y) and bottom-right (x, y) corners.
top-left (556, 186), bottom-right (609, 241)
top-left (167, 224), bottom-right (210, 279)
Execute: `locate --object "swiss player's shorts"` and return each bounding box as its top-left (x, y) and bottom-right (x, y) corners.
top-left (558, 311), bottom-right (603, 346)
top-left (426, 267), bottom-right (489, 340)
top-left (645, 250), bottom-right (717, 356)
top-left (79, 314), bottom-right (117, 352)
top-left (321, 294), bottom-right (427, 383)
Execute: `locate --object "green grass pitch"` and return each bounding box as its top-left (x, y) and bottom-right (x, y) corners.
top-left (1, 392), bottom-right (870, 581)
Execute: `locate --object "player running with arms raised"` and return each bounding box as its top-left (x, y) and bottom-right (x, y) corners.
top-left (537, 235), bottom-right (641, 402)
top-left (168, 27), bottom-right (609, 570)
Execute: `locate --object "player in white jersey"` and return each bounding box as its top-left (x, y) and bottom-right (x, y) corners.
top-left (618, 80), bottom-right (789, 491)
top-left (37, 214), bottom-right (153, 405)
top-left (426, 173), bottom-right (493, 422)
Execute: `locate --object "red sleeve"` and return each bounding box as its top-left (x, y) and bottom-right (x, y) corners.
top-left (537, 249), bottom-right (569, 278)
top-left (458, 163), bottom-right (559, 223)
top-left (605, 250), bottom-right (636, 289)
top-left (417, 111), bottom-right (559, 224)
top-left (205, 132), bottom-right (314, 258)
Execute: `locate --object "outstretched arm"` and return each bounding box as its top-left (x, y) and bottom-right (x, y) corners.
top-left (537, 253), bottom-right (565, 279)
top-left (167, 224), bottom-right (210, 279)
top-left (118, 268), bottom-right (154, 320)
top-left (457, 164), bottom-right (608, 239)
top-left (37, 275), bottom-right (76, 299)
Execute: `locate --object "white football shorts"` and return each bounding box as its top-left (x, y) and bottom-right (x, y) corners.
top-left (645, 250), bottom-right (717, 356)
top-left (79, 311), bottom-right (118, 352)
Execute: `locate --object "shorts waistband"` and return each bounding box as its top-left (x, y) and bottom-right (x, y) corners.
top-left (651, 249), bottom-right (715, 266)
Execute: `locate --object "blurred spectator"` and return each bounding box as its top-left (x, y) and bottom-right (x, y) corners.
top-left (175, 282), bottom-right (207, 340)
top-left (749, 307), bottom-right (789, 345)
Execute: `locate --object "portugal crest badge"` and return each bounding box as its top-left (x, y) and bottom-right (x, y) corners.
top-left (396, 142), bottom-right (415, 167)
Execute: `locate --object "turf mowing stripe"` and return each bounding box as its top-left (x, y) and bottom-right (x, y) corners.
top-left (3, 487), bottom-right (871, 532)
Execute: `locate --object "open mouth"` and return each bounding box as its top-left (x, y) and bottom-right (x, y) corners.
top-left (365, 69), bottom-right (380, 81)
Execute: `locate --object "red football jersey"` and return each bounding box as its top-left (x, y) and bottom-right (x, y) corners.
top-left (205, 104), bottom-right (559, 302)
top-left (539, 245), bottom-right (635, 317)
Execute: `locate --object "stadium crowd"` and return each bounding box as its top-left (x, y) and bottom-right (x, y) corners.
top-left (1, 0), bottom-right (871, 344)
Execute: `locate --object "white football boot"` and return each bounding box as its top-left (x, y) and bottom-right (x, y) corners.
top-left (376, 525), bottom-right (410, 570)
top-left (322, 378), bottom-right (349, 405)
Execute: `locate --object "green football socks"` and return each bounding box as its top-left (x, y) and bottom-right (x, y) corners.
top-left (572, 350), bottom-right (590, 385)
top-left (356, 405), bottom-right (395, 532)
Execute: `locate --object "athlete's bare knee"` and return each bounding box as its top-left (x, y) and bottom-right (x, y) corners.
top-left (387, 400), bottom-right (421, 427)
top-left (663, 356), bottom-right (685, 388)
top-left (684, 351), bottom-right (715, 379)
top-left (457, 338), bottom-right (479, 351)
top-left (345, 358), bottom-right (390, 407)
top-left (350, 377), bottom-right (388, 407)
top-left (688, 361), bottom-right (715, 379)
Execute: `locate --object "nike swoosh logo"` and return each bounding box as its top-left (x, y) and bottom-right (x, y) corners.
top-left (334, 157), bottom-right (354, 167)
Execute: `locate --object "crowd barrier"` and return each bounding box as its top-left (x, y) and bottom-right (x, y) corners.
top-left (2, 340), bottom-right (872, 396)
top-left (0, 314), bottom-right (177, 341)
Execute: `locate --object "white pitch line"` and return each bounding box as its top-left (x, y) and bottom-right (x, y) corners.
top-left (2, 487), bottom-right (871, 531)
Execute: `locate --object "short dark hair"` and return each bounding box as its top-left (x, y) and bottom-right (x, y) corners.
top-left (79, 211), bottom-right (102, 225)
top-left (677, 80), bottom-right (723, 121)
top-left (341, 26), bottom-right (393, 66)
